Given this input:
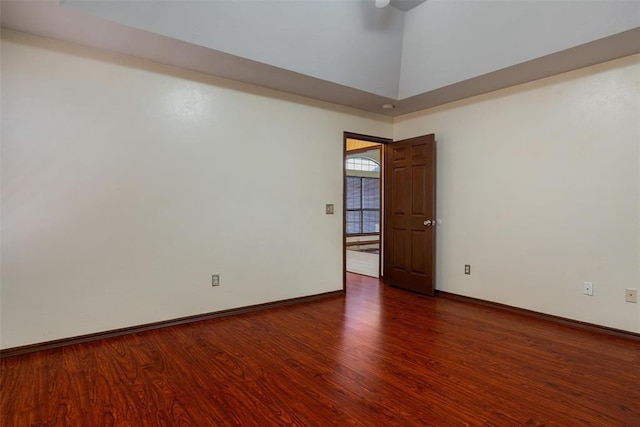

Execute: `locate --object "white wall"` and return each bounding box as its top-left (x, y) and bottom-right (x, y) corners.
top-left (399, 0), bottom-right (640, 99)
top-left (0, 30), bottom-right (392, 349)
top-left (395, 54), bottom-right (640, 333)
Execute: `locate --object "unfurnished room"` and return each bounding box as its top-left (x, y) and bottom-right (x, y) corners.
top-left (1, 0), bottom-right (639, 425)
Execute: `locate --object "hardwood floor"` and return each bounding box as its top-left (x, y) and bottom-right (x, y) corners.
top-left (2, 273), bottom-right (639, 426)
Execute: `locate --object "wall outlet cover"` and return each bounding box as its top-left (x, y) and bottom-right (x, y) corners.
top-left (583, 282), bottom-right (593, 296)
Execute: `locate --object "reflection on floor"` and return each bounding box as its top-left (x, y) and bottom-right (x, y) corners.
top-left (346, 249), bottom-right (379, 278)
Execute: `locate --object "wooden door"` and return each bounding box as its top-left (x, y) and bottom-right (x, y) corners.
top-left (384, 134), bottom-right (436, 295)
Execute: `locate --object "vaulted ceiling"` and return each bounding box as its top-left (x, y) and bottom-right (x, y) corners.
top-left (2, 0), bottom-right (639, 116)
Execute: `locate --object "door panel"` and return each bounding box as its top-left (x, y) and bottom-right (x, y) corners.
top-left (392, 229), bottom-right (406, 270)
top-left (412, 164), bottom-right (426, 215)
top-left (392, 168), bottom-right (407, 214)
top-left (411, 231), bottom-right (426, 274)
top-left (384, 134), bottom-right (436, 295)
top-left (392, 145), bottom-right (407, 161)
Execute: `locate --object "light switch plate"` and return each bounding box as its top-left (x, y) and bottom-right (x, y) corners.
top-left (325, 204), bottom-right (334, 215)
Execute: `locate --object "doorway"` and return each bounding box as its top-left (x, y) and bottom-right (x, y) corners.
top-left (343, 132), bottom-right (437, 296)
top-left (343, 133), bottom-right (391, 287)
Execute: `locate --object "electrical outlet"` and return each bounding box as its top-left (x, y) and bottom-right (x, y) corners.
top-left (625, 288), bottom-right (637, 303)
top-left (464, 265), bottom-right (471, 275)
top-left (212, 274), bottom-right (220, 287)
top-left (583, 282), bottom-right (593, 296)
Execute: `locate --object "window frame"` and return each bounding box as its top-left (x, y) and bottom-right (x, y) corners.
top-left (345, 175), bottom-right (380, 235)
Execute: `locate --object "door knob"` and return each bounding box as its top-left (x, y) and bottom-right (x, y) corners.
top-left (424, 220), bottom-right (432, 226)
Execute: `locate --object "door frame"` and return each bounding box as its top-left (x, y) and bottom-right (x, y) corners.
top-left (343, 132), bottom-right (392, 292)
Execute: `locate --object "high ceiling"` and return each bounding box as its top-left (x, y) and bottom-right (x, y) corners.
top-left (2, 0), bottom-right (639, 116)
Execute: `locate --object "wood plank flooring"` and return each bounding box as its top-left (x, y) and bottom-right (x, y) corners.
top-left (2, 273), bottom-right (639, 426)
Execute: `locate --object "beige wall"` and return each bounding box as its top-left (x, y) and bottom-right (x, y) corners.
top-left (394, 54), bottom-right (640, 333)
top-left (2, 30), bottom-right (638, 349)
top-left (0, 30), bottom-right (392, 349)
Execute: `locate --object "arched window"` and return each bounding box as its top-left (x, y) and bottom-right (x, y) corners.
top-left (345, 157), bottom-right (380, 172)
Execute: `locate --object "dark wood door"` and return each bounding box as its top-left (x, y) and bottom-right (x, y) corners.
top-left (384, 134), bottom-right (436, 295)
